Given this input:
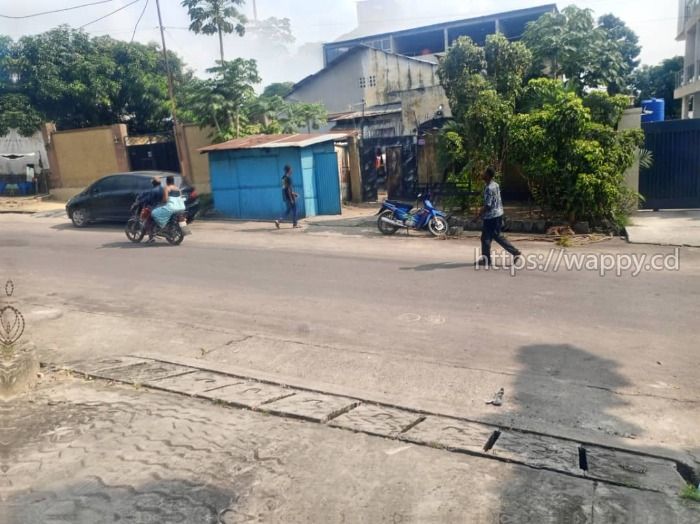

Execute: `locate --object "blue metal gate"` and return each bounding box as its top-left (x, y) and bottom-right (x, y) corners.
top-left (640, 120), bottom-right (700, 209)
top-left (313, 152), bottom-right (341, 215)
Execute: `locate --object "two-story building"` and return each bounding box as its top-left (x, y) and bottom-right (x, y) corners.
top-left (675, 0), bottom-right (700, 118)
top-left (285, 4), bottom-right (556, 138)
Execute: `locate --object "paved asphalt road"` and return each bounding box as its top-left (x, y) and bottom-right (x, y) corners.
top-left (2, 213), bottom-right (699, 466)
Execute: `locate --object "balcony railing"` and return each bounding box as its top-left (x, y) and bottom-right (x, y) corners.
top-left (687, 0), bottom-right (700, 18)
top-left (676, 61), bottom-right (700, 88)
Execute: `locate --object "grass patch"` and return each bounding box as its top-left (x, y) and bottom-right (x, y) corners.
top-left (680, 484), bottom-right (700, 502)
top-left (556, 235), bottom-right (573, 248)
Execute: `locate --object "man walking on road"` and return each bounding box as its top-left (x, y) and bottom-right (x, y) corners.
top-left (476, 167), bottom-right (521, 267)
top-left (275, 165), bottom-right (299, 229)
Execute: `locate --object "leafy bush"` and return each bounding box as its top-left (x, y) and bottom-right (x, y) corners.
top-left (509, 79), bottom-right (643, 225)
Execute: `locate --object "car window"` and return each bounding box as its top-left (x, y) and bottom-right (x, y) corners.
top-left (92, 177), bottom-right (117, 192)
top-left (134, 177), bottom-right (154, 190)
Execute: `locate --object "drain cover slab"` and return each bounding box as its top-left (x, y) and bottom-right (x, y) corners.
top-left (585, 446), bottom-right (683, 494)
top-left (198, 381), bottom-right (294, 409)
top-left (490, 431), bottom-right (580, 475)
top-left (145, 370), bottom-right (248, 395)
top-left (64, 356), bottom-right (150, 375)
top-left (261, 392), bottom-right (360, 423)
top-left (93, 361), bottom-right (196, 383)
top-left (400, 416), bottom-right (494, 454)
top-left (329, 404), bottom-right (422, 437)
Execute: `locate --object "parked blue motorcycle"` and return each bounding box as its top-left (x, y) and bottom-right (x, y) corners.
top-left (377, 194), bottom-right (449, 237)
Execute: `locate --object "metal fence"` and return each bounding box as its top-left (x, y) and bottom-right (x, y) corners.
top-left (640, 119), bottom-right (700, 209)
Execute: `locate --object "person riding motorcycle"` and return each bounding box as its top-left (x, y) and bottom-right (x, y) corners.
top-left (133, 176), bottom-right (164, 240)
top-left (150, 175), bottom-right (185, 234)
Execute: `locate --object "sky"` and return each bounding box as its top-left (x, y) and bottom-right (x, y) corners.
top-left (0, 0), bottom-right (685, 87)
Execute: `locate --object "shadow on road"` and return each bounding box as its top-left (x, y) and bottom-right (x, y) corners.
top-left (51, 222), bottom-right (124, 232)
top-left (400, 262), bottom-right (474, 271)
top-left (99, 241), bottom-right (175, 249)
top-left (481, 343), bottom-right (698, 522)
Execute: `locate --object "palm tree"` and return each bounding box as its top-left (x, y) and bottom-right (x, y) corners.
top-left (181, 0), bottom-right (247, 65)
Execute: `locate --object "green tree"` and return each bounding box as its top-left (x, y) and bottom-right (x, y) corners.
top-left (246, 94), bottom-right (286, 134)
top-left (0, 27), bottom-right (189, 134)
top-left (283, 102), bottom-right (327, 133)
top-left (523, 6), bottom-right (629, 95)
top-left (509, 79), bottom-right (643, 225)
top-left (631, 56), bottom-right (684, 119)
top-left (598, 14), bottom-right (641, 94)
top-left (181, 0), bottom-right (247, 65)
top-left (262, 81), bottom-right (295, 99)
top-left (437, 34), bottom-right (531, 182)
top-left (183, 58), bottom-right (260, 141)
top-left (0, 94), bottom-right (43, 136)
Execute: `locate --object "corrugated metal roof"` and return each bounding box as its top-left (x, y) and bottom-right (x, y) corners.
top-left (328, 104), bottom-right (402, 122)
top-left (198, 133), bottom-right (349, 153)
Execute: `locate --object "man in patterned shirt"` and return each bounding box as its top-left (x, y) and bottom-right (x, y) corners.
top-left (475, 166), bottom-right (521, 267)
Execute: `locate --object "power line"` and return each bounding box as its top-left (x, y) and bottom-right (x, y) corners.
top-left (79, 0), bottom-right (141, 29)
top-left (130, 0), bottom-right (149, 43)
top-left (0, 0), bottom-right (115, 19)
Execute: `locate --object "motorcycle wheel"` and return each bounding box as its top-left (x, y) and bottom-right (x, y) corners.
top-left (166, 223), bottom-right (184, 245)
top-left (377, 210), bottom-right (399, 235)
top-left (428, 216), bottom-right (448, 237)
top-left (125, 217), bottom-right (145, 243)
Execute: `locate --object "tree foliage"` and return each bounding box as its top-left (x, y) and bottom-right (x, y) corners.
top-left (437, 34), bottom-right (531, 182)
top-left (523, 6), bottom-right (639, 95)
top-left (180, 62), bottom-right (326, 142)
top-left (509, 79), bottom-right (643, 225)
top-left (0, 27), bottom-right (189, 135)
top-left (181, 0), bottom-right (246, 65)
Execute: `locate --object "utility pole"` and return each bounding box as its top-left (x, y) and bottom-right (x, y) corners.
top-left (154, 0), bottom-right (191, 183)
top-left (252, 0), bottom-right (258, 21)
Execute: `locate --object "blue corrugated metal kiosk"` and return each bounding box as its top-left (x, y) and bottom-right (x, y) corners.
top-left (200, 133), bottom-right (346, 220)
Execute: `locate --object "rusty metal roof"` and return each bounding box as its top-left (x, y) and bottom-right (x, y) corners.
top-left (198, 133), bottom-right (349, 153)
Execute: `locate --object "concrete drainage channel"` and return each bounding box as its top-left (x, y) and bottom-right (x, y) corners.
top-left (60, 355), bottom-right (695, 496)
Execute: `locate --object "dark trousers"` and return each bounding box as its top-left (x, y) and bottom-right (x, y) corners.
top-left (280, 200), bottom-right (297, 226)
top-left (481, 217), bottom-right (520, 261)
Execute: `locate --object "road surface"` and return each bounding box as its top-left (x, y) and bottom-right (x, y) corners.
top-left (2, 213), bottom-right (699, 466)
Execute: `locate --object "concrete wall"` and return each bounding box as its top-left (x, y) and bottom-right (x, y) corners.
top-left (288, 48), bottom-right (441, 116)
top-left (391, 85), bottom-right (450, 135)
top-left (180, 124), bottom-right (214, 194)
top-left (619, 107), bottom-right (642, 195)
top-left (359, 48), bottom-right (440, 108)
top-left (287, 51), bottom-right (364, 113)
top-left (45, 124), bottom-right (129, 189)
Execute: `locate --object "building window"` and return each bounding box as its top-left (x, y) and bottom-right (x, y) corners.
top-left (368, 75), bottom-right (377, 87)
top-left (359, 77), bottom-right (367, 88)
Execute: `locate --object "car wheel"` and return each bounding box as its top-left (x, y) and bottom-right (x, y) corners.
top-left (71, 207), bottom-right (90, 228)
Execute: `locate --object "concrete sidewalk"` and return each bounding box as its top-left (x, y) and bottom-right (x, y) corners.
top-left (5, 371), bottom-right (698, 523)
top-left (0, 196), bottom-right (65, 215)
top-left (627, 210), bottom-right (700, 247)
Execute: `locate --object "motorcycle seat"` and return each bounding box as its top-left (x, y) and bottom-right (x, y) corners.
top-left (385, 200), bottom-right (414, 210)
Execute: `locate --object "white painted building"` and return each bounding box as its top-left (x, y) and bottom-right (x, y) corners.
top-left (675, 0), bottom-right (700, 118)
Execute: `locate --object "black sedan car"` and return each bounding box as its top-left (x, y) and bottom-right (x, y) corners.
top-left (66, 171), bottom-right (200, 227)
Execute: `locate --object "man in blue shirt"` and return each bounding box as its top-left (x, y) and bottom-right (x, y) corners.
top-left (134, 176), bottom-right (164, 240)
top-left (476, 167), bottom-right (521, 267)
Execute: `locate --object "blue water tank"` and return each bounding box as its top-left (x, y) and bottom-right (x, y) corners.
top-left (641, 98), bottom-right (665, 123)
